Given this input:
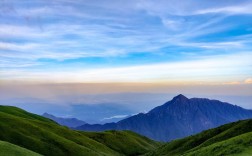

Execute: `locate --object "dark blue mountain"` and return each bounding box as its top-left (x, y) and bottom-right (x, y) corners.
top-left (42, 113), bottom-right (86, 128)
top-left (76, 94), bottom-right (252, 141)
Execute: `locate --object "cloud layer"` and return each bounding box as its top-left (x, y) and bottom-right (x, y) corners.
top-left (0, 0), bottom-right (252, 83)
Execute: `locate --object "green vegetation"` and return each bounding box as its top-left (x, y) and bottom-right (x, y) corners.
top-left (2, 104), bottom-right (252, 156)
top-left (147, 119), bottom-right (252, 156)
top-left (185, 132), bottom-right (252, 156)
top-left (0, 105), bottom-right (159, 156)
top-left (0, 140), bottom-right (41, 156)
top-left (83, 130), bottom-right (159, 155)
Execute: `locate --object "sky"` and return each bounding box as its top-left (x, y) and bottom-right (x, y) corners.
top-left (0, 0), bottom-right (252, 120)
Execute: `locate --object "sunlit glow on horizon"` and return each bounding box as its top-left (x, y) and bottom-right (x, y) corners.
top-left (1, 52), bottom-right (251, 84)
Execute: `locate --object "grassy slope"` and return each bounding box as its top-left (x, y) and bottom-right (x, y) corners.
top-left (185, 131), bottom-right (252, 156)
top-left (0, 105), bottom-right (159, 156)
top-left (147, 119), bottom-right (252, 156)
top-left (83, 130), bottom-right (159, 156)
top-left (0, 140), bottom-right (41, 156)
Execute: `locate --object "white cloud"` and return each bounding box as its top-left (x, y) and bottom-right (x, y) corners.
top-left (175, 41), bottom-right (245, 49)
top-left (136, 0), bottom-right (252, 16)
top-left (196, 4), bottom-right (252, 15)
top-left (1, 52), bottom-right (251, 83)
top-left (0, 42), bottom-right (41, 51)
top-left (161, 18), bottom-right (183, 30)
top-left (101, 115), bottom-right (129, 121)
top-left (0, 25), bottom-right (47, 38)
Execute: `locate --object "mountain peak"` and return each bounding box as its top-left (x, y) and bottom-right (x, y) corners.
top-left (42, 113), bottom-right (86, 128)
top-left (43, 112), bottom-right (53, 116)
top-left (173, 94), bottom-right (188, 101)
top-left (77, 95), bottom-right (252, 142)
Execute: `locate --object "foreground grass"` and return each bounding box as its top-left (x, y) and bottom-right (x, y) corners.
top-left (0, 105), bottom-right (159, 156)
top-left (0, 140), bottom-right (41, 156)
top-left (185, 131), bottom-right (252, 156)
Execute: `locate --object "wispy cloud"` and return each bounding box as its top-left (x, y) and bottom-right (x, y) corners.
top-left (1, 52), bottom-right (251, 83)
top-left (0, 0), bottom-right (252, 84)
top-left (0, 42), bottom-right (41, 51)
top-left (195, 3), bottom-right (252, 15)
top-left (101, 115), bottom-right (129, 121)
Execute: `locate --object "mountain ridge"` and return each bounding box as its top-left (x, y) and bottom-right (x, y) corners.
top-left (77, 94), bottom-right (252, 141)
top-left (42, 112), bottom-right (87, 128)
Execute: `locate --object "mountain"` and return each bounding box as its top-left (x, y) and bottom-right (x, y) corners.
top-left (42, 112), bottom-right (87, 128)
top-left (68, 104), bottom-right (134, 124)
top-left (147, 119), bottom-right (252, 156)
top-left (0, 105), bottom-right (160, 156)
top-left (77, 94), bottom-right (252, 141)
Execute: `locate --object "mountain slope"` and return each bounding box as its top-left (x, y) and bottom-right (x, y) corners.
top-left (42, 112), bottom-right (86, 128)
top-left (77, 94), bottom-right (252, 141)
top-left (147, 119), bottom-right (252, 156)
top-left (0, 105), bottom-right (159, 156)
top-left (0, 140), bottom-right (41, 156)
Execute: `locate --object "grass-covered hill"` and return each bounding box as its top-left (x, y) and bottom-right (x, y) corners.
top-left (147, 119), bottom-right (252, 156)
top-left (0, 140), bottom-right (41, 156)
top-left (0, 105), bottom-right (160, 156)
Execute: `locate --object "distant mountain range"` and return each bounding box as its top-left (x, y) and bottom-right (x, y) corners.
top-left (54, 103), bottom-right (134, 124)
top-left (76, 94), bottom-right (252, 141)
top-left (42, 113), bottom-right (86, 128)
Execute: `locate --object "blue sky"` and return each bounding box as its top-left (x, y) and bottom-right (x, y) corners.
top-left (1, 0), bottom-right (252, 120)
top-left (0, 0), bottom-right (252, 84)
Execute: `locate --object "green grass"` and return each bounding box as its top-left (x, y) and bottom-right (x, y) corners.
top-left (83, 130), bottom-right (159, 156)
top-left (147, 119), bottom-right (252, 156)
top-left (0, 140), bottom-right (41, 156)
top-left (0, 105), bottom-right (160, 156)
top-left (185, 131), bottom-right (252, 156)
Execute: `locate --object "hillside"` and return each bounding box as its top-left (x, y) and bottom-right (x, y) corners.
top-left (0, 140), bottom-right (41, 156)
top-left (147, 119), bottom-right (252, 156)
top-left (77, 94), bottom-right (252, 141)
top-left (0, 105), bottom-right (159, 156)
